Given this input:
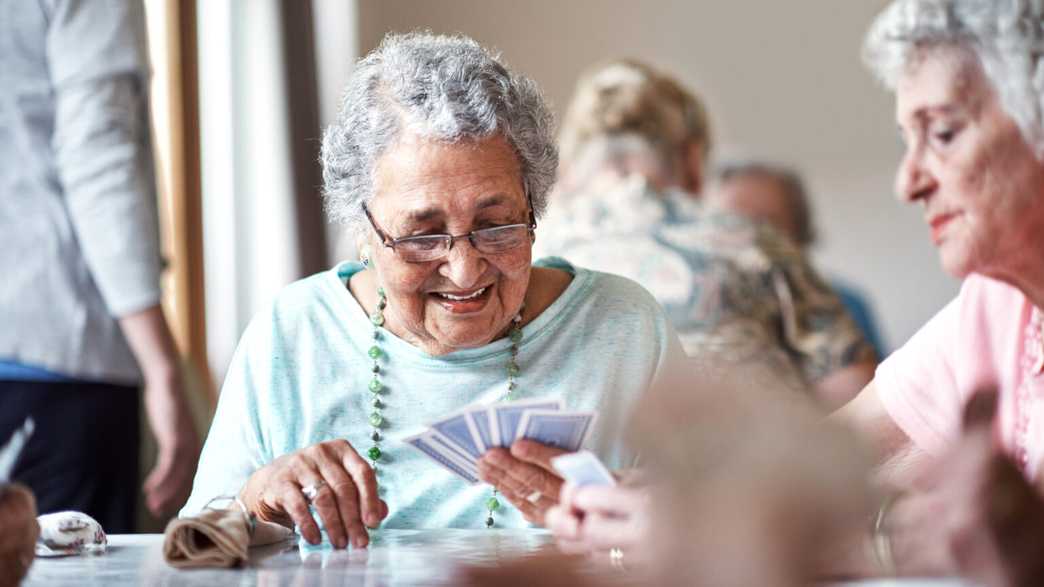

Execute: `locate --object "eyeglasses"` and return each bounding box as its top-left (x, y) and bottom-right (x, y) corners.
top-left (362, 198), bottom-right (537, 263)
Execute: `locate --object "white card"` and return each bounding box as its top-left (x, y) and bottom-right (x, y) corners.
top-left (551, 450), bottom-right (616, 487)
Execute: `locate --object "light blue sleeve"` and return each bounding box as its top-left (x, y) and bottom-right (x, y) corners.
top-left (179, 319), bottom-right (271, 516)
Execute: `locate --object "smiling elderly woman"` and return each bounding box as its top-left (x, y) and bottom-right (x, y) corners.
top-left (180, 32), bottom-right (685, 549)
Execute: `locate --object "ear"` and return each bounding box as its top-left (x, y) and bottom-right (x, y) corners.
top-left (684, 142), bottom-right (705, 196)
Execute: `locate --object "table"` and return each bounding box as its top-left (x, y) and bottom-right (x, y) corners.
top-left (23, 529), bottom-right (555, 586)
top-left (22, 530), bottom-right (974, 586)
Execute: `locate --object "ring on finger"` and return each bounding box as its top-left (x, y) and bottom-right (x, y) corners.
top-left (525, 490), bottom-right (542, 504)
top-left (301, 479), bottom-right (328, 502)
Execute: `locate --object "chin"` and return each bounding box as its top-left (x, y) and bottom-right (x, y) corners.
top-left (937, 244), bottom-right (976, 279)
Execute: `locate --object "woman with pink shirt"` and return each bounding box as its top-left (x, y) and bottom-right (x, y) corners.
top-left (547, 1), bottom-right (1044, 583)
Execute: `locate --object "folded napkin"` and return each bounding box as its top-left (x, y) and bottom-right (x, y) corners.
top-left (35, 511), bottom-right (107, 556)
top-left (163, 501), bottom-right (292, 568)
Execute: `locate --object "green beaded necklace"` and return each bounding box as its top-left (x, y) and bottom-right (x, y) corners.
top-left (364, 286), bottom-right (524, 528)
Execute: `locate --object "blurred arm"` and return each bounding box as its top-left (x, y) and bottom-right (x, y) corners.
top-left (834, 380), bottom-right (929, 489)
top-left (814, 360), bottom-right (876, 411)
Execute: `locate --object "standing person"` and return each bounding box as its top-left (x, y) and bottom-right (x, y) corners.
top-left (538, 59), bottom-right (875, 407)
top-left (709, 162), bottom-right (888, 359)
top-left (0, 0), bottom-right (199, 532)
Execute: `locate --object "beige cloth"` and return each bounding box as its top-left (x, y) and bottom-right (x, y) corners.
top-left (163, 507), bottom-right (292, 568)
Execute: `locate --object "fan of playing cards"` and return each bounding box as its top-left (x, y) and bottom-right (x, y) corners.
top-left (403, 398), bottom-right (595, 484)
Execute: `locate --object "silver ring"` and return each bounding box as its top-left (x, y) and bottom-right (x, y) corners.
top-left (301, 480), bottom-right (328, 502)
top-left (609, 547), bottom-right (625, 570)
top-left (525, 490), bottom-right (542, 504)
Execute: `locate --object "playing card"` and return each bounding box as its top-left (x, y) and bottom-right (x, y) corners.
top-left (464, 405), bottom-right (495, 452)
top-left (489, 398), bottom-right (562, 447)
top-left (431, 410), bottom-right (484, 460)
top-left (403, 431), bottom-right (480, 484)
top-left (0, 417), bottom-right (33, 482)
top-left (551, 450), bottom-right (616, 487)
top-left (515, 410), bottom-right (595, 452)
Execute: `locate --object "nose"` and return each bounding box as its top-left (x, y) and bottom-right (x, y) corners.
top-left (895, 145), bottom-right (935, 204)
top-left (438, 239), bottom-right (487, 288)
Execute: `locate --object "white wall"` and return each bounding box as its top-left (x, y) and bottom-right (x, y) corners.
top-left (351, 0), bottom-right (961, 352)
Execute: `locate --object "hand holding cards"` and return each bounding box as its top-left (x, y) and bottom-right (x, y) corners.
top-left (404, 398), bottom-right (596, 483)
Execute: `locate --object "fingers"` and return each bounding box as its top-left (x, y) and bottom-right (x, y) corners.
top-left (339, 445), bottom-right (383, 528)
top-left (510, 440), bottom-right (569, 473)
top-left (275, 480), bottom-right (322, 545)
top-left (579, 511), bottom-right (637, 552)
top-left (546, 504), bottom-right (581, 542)
top-left (572, 486), bottom-right (645, 517)
top-left (481, 448), bottom-right (564, 500)
top-left (558, 482), bottom-right (581, 515)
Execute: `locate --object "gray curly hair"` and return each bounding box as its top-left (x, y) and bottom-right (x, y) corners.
top-left (863, 0), bottom-right (1044, 157)
top-left (320, 32), bottom-right (558, 230)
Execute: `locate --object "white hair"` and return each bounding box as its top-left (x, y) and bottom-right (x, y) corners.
top-left (863, 0), bottom-right (1044, 157)
top-left (320, 32), bottom-right (558, 230)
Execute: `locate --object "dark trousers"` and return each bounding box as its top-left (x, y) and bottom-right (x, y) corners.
top-left (0, 380), bottom-right (140, 533)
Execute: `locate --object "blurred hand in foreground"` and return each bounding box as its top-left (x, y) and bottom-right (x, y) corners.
top-left (884, 391), bottom-right (1044, 587)
top-left (0, 483), bottom-right (39, 587)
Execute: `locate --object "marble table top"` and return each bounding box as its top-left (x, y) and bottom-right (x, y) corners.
top-left (21, 530), bottom-right (974, 587)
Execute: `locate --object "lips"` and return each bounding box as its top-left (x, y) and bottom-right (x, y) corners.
top-left (429, 285), bottom-right (494, 314)
top-left (928, 212), bottom-right (960, 244)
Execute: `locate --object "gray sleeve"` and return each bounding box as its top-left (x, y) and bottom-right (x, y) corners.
top-left (46, 0), bottom-right (163, 316)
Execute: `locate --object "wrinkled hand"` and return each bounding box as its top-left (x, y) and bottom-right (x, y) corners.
top-left (547, 482), bottom-right (651, 562)
top-left (240, 440), bottom-right (388, 549)
top-left (477, 440), bottom-right (568, 524)
top-left (0, 484), bottom-right (39, 587)
top-left (886, 391), bottom-right (1044, 586)
top-left (142, 369), bottom-right (200, 517)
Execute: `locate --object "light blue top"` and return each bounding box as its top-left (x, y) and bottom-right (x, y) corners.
top-left (182, 258), bottom-right (686, 529)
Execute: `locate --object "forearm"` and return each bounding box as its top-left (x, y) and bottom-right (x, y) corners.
top-left (117, 305), bottom-right (182, 383)
top-left (814, 358), bottom-right (876, 410)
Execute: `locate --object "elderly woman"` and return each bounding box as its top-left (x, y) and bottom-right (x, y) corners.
top-left (552, 1), bottom-right (1044, 583)
top-left (181, 33), bottom-right (685, 550)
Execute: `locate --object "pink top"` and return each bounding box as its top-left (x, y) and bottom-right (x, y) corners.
top-left (876, 274), bottom-right (1044, 478)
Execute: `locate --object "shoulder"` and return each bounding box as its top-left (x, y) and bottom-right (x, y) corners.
top-left (536, 257), bottom-right (669, 329)
top-left (242, 266), bottom-right (356, 345)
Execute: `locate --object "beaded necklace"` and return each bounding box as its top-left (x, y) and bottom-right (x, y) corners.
top-left (364, 286), bottom-right (524, 528)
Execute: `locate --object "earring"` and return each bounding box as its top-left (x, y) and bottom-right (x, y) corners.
top-left (360, 245), bottom-right (372, 269)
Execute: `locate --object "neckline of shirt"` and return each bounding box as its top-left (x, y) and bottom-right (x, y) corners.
top-left (324, 257), bottom-right (591, 367)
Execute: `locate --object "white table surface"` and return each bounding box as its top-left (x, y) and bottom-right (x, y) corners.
top-left (21, 530), bottom-right (974, 587)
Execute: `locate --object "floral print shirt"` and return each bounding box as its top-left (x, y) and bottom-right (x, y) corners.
top-left (536, 174), bottom-right (874, 390)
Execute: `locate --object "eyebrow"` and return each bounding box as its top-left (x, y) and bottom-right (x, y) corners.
top-left (401, 193), bottom-right (517, 224)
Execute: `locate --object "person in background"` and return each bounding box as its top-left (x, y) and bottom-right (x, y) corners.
top-left (708, 162), bottom-right (888, 359)
top-left (0, 484), bottom-right (38, 587)
top-left (537, 59), bottom-right (876, 408)
top-left (0, 0), bottom-right (199, 532)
